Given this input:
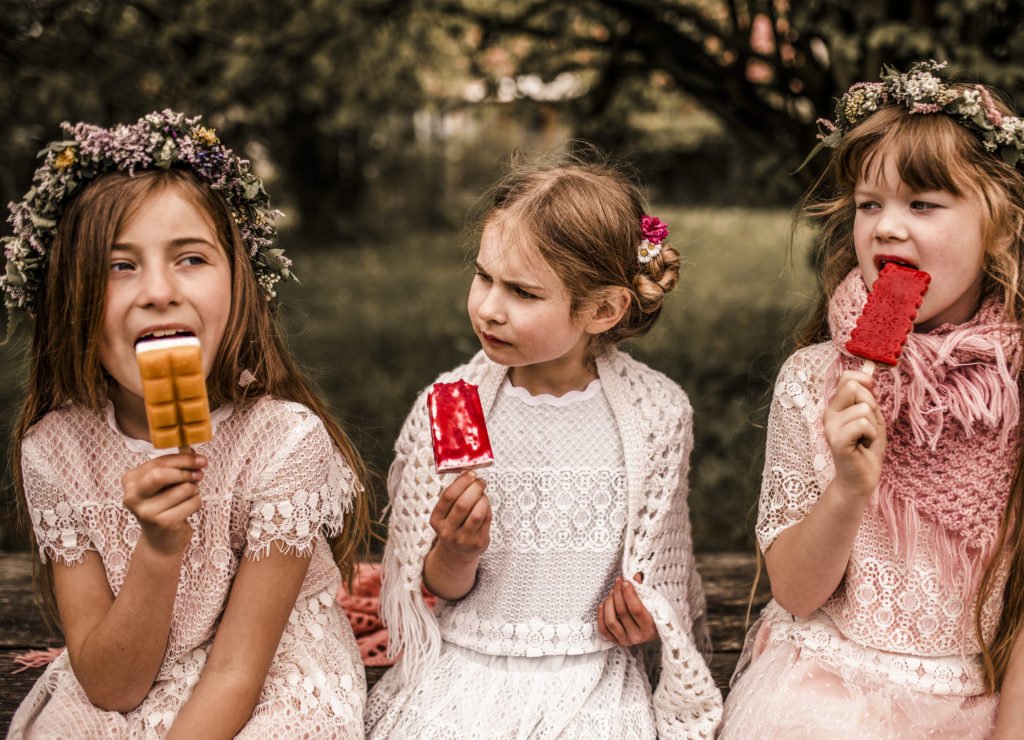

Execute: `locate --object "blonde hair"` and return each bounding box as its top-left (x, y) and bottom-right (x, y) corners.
top-left (479, 151), bottom-right (680, 356)
top-left (794, 99), bottom-right (1024, 692)
top-left (13, 168), bottom-right (370, 619)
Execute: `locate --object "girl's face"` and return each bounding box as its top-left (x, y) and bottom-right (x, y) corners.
top-left (468, 220), bottom-right (594, 392)
top-left (99, 185), bottom-right (231, 421)
top-left (853, 153), bottom-right (988, 332)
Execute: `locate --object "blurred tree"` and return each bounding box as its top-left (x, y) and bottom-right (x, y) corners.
top-left (0, 0), bottom-right (442, 240)
top-left (438, 0), bottom-right (1024, 196)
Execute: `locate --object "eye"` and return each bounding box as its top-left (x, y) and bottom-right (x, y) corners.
top-left (855, 200), bottom-right (879, 211)
top-left (513, 286), bottom-right (537, 299)
top-left (180, 254), bottom-right (209, 266)
top-left (110, 259), bottom-right (135, 273)
top-left (474, 269), bottom-right (492, 283)
top-left (910, 200), bottom-right (939, 211)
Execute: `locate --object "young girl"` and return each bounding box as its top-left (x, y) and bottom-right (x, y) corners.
top-left (364, 155), bottom-right (722, 738)
top-left (3, 111), bottom-right (370, 738)
top-left (721, 62), bottom-right (1024, 738)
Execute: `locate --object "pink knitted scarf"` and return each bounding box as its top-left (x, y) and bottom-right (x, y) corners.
top-left (827, 268), bottom-right (1022, 595)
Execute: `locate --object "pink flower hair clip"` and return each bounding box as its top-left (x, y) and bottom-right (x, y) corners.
top-left (638, 215), bottom-right (669, 265)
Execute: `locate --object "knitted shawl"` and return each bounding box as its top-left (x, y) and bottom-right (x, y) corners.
top-left (379, 349), bottom-right (723, 738)
top-left (827, 268), bottom-right (1022, 597)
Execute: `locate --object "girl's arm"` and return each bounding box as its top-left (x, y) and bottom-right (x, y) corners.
top-left (765, 369), bottom-right (885, 617)
top-left (166, 545), bottom-right (311, 739)
top-left (53, 452), bottom-right (205, 711)
top-left (992, 632), bottom-right (1024, 737)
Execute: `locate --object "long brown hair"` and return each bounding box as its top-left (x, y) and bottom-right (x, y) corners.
top-left (478, 150), bottom-right (681, 354)
top-left (794, 101), bottom-right (1024, 691)
top-left (13, 168), bottom-right (370, 619)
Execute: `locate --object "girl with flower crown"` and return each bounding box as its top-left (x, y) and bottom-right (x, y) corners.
top-left (720, 62), bottom-right (1024, 738)
top-left (364, 153), bottom-right (722, 739)
top-left (4, 111), bottom-right (370, 738)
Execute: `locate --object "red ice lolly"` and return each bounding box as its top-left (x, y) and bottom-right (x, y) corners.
top-left (427, 380), bottom-right (495, 473)
top-left (846, 263), bottom-right (931, 371)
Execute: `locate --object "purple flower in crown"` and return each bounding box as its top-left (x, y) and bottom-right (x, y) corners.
top-left (641, 215), bottom-right (669, 244)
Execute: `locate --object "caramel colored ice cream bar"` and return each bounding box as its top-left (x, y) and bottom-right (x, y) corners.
top-left (428, 380), bottom-right (494, 473)
top-left (846, 263), bottom-right (931, 368)
top-left (136, 336), bottom-right (212, 450)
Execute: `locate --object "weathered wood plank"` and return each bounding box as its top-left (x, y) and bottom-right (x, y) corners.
top-left (0, 550), bottom-right (766, 732)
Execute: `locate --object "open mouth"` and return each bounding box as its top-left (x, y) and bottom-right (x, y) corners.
top-left (875, 256), bottom-right (918, 271)
top-left (134, 329), bottom-right (196, 349)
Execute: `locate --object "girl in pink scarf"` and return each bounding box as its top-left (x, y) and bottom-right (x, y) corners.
top-left (721, 62), bottom-right (1024, 739)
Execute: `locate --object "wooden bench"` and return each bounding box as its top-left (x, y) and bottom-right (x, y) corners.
top-left (0, 550), bottom-right (768, 732)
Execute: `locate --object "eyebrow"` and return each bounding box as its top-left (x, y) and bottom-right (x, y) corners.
top-left (112, 237), bottom-right (219, 251)
top-left (475, 260), bottom-right (545, 293)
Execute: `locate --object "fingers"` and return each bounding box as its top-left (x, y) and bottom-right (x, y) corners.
top-left (597, 577), bottom-right (657, 646)
top-left (433, 471), bottom-right (481, 518)
top-left (431, 472), bottom-right (489, 532)
top-left (429, 472), bottom-right (491, 558)
top-left (122, 454), bottom-right (206, 505)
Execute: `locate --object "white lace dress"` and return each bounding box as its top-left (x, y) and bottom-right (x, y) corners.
top-left (366, 378), bottom-right (658, 739)
top-left (721, 343), bottom-right (1003, 739)
top-left (8, 398), bottom-right (366, 739)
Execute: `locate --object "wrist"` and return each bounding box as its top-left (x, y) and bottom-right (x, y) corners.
top-left (432, 540), bottom-right (482, 569)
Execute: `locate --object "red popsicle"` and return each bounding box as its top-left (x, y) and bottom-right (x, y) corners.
top-left (427, 380), bottom-right (495, 473)
top-left (846, 263), bottom-right (931, 371)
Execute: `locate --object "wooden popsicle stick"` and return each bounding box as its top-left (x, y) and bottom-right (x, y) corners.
top-left (179, 445), bottom-right (194, 455)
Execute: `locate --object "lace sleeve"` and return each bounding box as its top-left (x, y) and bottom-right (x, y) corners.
top-left (21, 425), bottom-right (93, 566)
top-left (244, 403), bottom-right (356, 560)
top-left (756, 347), bottom-right (833, 552)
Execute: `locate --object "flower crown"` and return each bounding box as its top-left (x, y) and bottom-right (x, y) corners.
top-left (638, 214), bottom-right (669, 264)
top-left (810, 60), bottom-right (1024, 171)
top-left (1, 110), bottom-right (293, 314)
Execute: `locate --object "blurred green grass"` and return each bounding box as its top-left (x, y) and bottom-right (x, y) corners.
top-left (0, 206), bottom-right (814, 552)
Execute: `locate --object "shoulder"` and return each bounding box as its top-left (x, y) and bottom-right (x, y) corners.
top-left (605, 349), bottom-right (691, 418)
top-left (772, 342), bottom-right (833, 403)
top-left (404, 351), bottom-right (501, 422)
top-left (229, 397), bottom-right (332, 450)
top-left (23, 405), bottom-right (103, 461)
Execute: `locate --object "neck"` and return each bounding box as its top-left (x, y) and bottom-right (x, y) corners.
top-left (508, 356), bottom-right (598, 397)
top-left (107, 385), bottom-right (152, 441)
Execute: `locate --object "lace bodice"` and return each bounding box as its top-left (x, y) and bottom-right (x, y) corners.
top-left (15, 398), bottom-right (365, 736)
top-left (437, 379), bottom-right (627, 656)
top-left (758, 343), bottom-right (1004, 658)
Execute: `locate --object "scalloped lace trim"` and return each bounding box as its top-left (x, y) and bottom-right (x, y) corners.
top-left (502, 377), bottom-right (602, 407)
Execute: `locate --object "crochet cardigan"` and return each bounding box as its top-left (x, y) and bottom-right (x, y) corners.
top-left (379, 349), bottom-right (723, 738)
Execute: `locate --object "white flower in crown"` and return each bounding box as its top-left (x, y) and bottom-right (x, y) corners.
top-left (638, 239), bottom-right (662, 264)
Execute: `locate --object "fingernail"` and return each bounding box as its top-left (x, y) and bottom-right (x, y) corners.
top-left (195, 455), bottom-right (208, 466)
top-left (193, 470), bottom-right (204, 481)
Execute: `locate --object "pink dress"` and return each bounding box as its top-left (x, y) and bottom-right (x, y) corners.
top-left (8, 398), bottom-right (366, 739)
top-left (721, 343), bottom-right (1004, 739)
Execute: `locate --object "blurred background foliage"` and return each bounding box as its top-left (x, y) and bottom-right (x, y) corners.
top-left (2, 0), bottom-right (1023, 551)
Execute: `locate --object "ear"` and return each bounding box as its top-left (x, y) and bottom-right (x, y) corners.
top-left (583, 286), bottom-right (632, 336)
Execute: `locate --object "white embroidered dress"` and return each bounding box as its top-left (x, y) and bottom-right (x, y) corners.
top-left (367, 350), bottom-right (722, 739)
top-left (721, 344), bottom-right (1003, 739)
top-left (8, 398), bottom-right (366, 739)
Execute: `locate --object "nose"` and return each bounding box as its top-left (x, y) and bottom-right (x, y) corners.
top-left (138, 263), bottom-right (181, 309)
top-left (874, 205), bottom-right (908, 242)
top-left (475, 284), bottom-right (506, 325)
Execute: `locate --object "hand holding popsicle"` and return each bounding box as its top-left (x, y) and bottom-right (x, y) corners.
top-left (423, 381), bottom-right (494, 599)
top-left (121, 452), bottom-right (207, 555)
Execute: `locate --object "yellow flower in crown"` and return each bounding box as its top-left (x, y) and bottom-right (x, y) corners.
top-left (192, 126), bottom-right (219, 147)
top-left (53, 148), bottom-right (77, 170)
